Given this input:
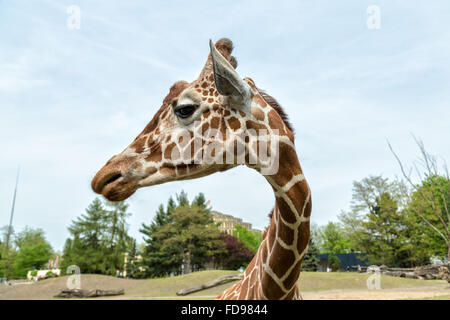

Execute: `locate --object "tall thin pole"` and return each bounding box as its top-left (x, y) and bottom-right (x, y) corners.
top-left (5, 167), bottom-right (20, 248)
top-left (2, 167), bottom-right (19, 280)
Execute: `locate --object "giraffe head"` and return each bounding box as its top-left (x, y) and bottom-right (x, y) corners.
top-left (92, 38), bottom-right (294, 201)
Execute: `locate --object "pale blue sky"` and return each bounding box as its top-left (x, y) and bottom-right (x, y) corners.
top-left (1, 0), bottom-right (449, 251)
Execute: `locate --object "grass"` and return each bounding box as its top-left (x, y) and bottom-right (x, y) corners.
top-left (298, 272), bottom-right (445, 291)
top-left (1, 270), bottom-right (448, 300)
top-left (420, 295), bottom-right (450, 300)
top-left (403, 294), bottom-right (450, 300)
top-left (120, 270), bottom-right (241, 299)
top-left (0, 270), bottom-right (240, 300)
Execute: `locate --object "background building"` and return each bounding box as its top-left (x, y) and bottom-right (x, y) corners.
top-left (317, 253), bottom-right (367, 272)
top-left (211, 211), bottom-right (260, 235)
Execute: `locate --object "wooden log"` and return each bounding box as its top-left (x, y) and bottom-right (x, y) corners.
top-left (383, 271), bottom-right (406, 277)
top-left (176, 274), bottom-right (242, 296)
top-left (414, 264), bottom-right (442, 278)
top-left (55, 288), bottom-right (125, 298)
top-left (379, 264), bottom-right (450, 280)
top-left (385, 267), bottom-right (415, 273)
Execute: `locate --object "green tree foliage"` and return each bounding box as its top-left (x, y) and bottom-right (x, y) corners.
top-left (338, 175), bottom-right (430, 267)
top-left (232, 225), bottom-right (262, 254)
top-left (140, 192), bottom-right (225, 277)
top-left (389, 138), bottom-right (450, 261)
top-left (0, 226), bottom-right (16, 279)
top-left (125, 238), bottom-right (144, 278)
top-left (154, 205), bottom-right (225, 274)
top-left (302, 237), bottom-right (320, 271)
top-left (337, 210), bottom-right (365, 252)
top-left (140, 197), bottom-right (179, 277)
top-left (363, 192), bottom-right (407, 266)
top-left (176, 190), bottom-right (190, 207)
top-left (407, 175), bottom-right (449, 258)
top-left (318, 222), bottom-right (351, 254)
top-left (191, 192), bottom-right (208, 208)
top-left (12, 227), bottom-right (53, 278)
top-left (328, 254), bottom-right (341, 271)
top-left (0, 239), bottom-right (2, 277)
top-left (310, 223), bottom-right (323, 249)
top-left (61, 198), bottom-right (133, 275)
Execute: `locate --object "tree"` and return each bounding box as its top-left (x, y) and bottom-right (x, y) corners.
top-left (140, 191), bottom-right (224, 277)
top-left (176, 190), bottom-right (190, 207)
top-left (103, 201), bottom-right (132, 275)
top-left (389, 138), bottom-right (450, 260)
top-left (125, 238), bottom-right (143, 278)
top-left (0, 226), bottom-right (16, 279)
top-left (310, 223), bottom-right (323, 250)
top-left (362, 192), bottom-right (404, 266)
top-left (140, 198), bottom-right (179, 277)
top-left (62, 198), bottom-right (133, 275)
top-left (0, 239), bottom-right (2, 276)
top-left (318, 222), bottom-right (351, 254)
top-left (192, 192), bottom-right (208, 208)
top-left (337, 210), bottom-right (366, 252)
top-left (407, 176), bottom-right (449, 258)
top-left (232, 225), bottom-right (262, 254)
top-left (62, 198), bottom-right (108, 274)
top-left (338, 176), bottom-right (421, 267)
top-left (302, 237), bottom-right (320, 271)
top-left (328, 254), bottom-right (341, 271)
top-left (350, 175), bottom-right (408, 214)
top-left (12, 227), bottom-right (53, 278)
top-left (216, 233), bottom-right (254, 270)
top-left (155, 205), bottom-right (225, 274)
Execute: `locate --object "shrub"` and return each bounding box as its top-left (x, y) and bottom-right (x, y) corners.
top-left (328, 254), bottom-right (341, 271)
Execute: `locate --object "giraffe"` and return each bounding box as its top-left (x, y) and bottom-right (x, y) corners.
top-left (91, 38), bottom-right (311, 300)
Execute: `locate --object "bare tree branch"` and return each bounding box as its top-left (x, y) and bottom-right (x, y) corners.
top-left (387, 139), bottom-right (450, 250)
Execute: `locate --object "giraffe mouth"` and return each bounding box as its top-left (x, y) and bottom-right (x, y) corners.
top-left (92, 170), bottom-right (138, 202)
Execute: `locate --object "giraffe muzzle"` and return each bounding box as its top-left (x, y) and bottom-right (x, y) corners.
top-left (91, 162), bottom-right (138, 201)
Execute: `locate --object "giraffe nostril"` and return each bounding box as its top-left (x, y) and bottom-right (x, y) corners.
top-left (104, 173), bottom-right (122, 186)
top-left (92, 171), bottom-right (123, 195)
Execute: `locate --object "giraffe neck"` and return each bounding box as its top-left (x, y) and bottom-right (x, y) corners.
top-left (217, 141), bottom-right (311, 300)
top-left (260, 142), bottom-right (311, 299)
top-left (259, 142), bottom-right (311, 299)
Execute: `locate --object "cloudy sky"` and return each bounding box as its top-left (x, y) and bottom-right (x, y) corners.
top-left (1, 0), bottom-right (449, 251)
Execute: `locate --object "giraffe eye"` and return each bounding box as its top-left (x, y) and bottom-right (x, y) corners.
top-left (174, 104), bottom-right (197, 119)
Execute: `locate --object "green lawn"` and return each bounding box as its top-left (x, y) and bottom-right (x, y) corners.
top-left (86, 271), bottom-right (449, 299)
top-left (2, 270), bottom-right (448, 300)
top-left (122, 270), bottom-right (241, 299)
top-left (420, 295), bottom-right (450, 300)
top-left (298, 271), bottom-right (446, 291)
top-left (403, 294), bottom-right (450, 300)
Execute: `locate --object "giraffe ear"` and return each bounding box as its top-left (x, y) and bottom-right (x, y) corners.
top-left (209, 39), bottom-right (251, 107)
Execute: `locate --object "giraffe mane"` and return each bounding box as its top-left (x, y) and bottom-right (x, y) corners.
top-left (262, 208), bottom-right (274, 240)
top-left (256, 88), bottom-right (295, 135)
